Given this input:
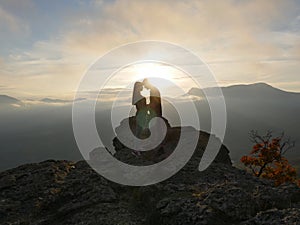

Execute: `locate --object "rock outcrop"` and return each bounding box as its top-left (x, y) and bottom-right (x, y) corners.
top-left (1, 160), bottom-right (299, 225)
top-left (1, 118), bottom-right (299, 224)
top-left (105, 116), bottom-right (231, 166)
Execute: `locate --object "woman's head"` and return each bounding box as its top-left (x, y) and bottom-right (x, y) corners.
top-left (132, 81), bottom-right (144, 105)
top-left (134, 81), bottom-right (143, 92)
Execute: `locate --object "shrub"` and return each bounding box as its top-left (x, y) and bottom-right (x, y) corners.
top-left (241, 131), bottom-right (299, 186)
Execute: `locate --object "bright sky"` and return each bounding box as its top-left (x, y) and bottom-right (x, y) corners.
top-left (0, 0), bottom-right (300, 99)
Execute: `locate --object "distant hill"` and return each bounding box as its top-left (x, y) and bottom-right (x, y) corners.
top-left (40, 97), bottom-right (86, 104)
top-left (0, 95), bottom-right (21, 105)
top-left (189, 83), bottom-right (300, 99)
top-left (187, 83), bottom-right (300, 163)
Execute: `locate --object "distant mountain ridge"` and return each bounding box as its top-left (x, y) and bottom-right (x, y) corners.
top-left (188, 83), bottom-right (300, 99)
top-left (0, 95), bottom-right (21, 104)
top-left (187, 82), bottom-right (300, 163)
top-left (1, 83), bottom-right (298, 105)
top-left (40, 97), bottom-right (86, 104)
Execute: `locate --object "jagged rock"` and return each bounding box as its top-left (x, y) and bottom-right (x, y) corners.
top-left (241, 208), bottom-right (300, 225)
top-left (200, 183), bottom-right (258, 220)
top-left (156, 197), bottom-right (223, 225)
top-left (0, 160), bottom-right (144, 225)
top-left (1, 118), bottom-right (299, 224)
top-left (0, 175), bottom-right (16, 190)
top-left (0, 160), bottom-right (299, 225)
top-left (111, 116), bottom-right (232, 166)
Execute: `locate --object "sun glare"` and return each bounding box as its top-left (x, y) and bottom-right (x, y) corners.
top-left (123, 62), bottom-right (192, 97)
top-left (106, 62), bottom-right (195, 97)
top-left (131, 63), bottom-right (176, 83)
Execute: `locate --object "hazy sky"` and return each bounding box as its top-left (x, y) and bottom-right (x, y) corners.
top-left (0, 0), bottom-right (300, 98)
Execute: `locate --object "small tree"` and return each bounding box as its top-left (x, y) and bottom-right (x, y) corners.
top-left (241, 130), bottom-right (299, 186)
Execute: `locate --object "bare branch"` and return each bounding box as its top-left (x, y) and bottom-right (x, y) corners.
top-left (282, 140), bottom-right (295, 155)
top-left (249, 130), bottom-right (265, 144)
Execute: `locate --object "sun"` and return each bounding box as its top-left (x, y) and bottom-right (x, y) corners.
top-left (131, 62), bottom-right (176, 82)
top-left (127, 62), bottom-right (190, 97)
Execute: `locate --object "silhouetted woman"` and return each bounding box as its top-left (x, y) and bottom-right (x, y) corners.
top-left (132, 82), bottom-right (146, 115)
top-left (132, 82), bottom-right (149, 156)
top-left (132, 82), bottom-right (150, 137)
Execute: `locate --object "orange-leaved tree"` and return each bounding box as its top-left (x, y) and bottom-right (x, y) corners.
top-left (241, 130), bottom-right (299, 186)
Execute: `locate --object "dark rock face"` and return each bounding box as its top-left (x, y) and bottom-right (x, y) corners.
top-left (110, 116), bottom-right (232, 166)
top-left (0, 160), bottom-right (142, 225)
top-left (241, 208), bottom-right (300, 225)
top-left (1, 160), bottom-right (299, 224)
top-left (1, 120), bottom-right (299, 224)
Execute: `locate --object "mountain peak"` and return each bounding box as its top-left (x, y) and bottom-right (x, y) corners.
top-left (242, 82), bottom-right (273, 88)
top-left (223, 82), bottom-right (275, 90)
top-left (252, 82), bottom-right (272, 87)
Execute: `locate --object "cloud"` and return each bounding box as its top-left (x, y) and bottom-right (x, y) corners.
top-left (40, 97), bottom-right (86, 104)
top-left (61, 0), bottom-right (292, 57)
top-left (49, 0), bottom-right (300, 79)
top-left (0, 5), bottom-right (29, 34)
top-left (80, 88), bottom-right (132, 103)
top-left (1, 0), bottom-right (300, 97)
top-left (0, 84), bottom-right (15, 91)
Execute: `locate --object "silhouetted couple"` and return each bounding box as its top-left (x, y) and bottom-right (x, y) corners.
top-left (132, 79), bottom-right (162, 137)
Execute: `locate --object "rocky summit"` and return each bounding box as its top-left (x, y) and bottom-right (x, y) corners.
top-left (1, 118), bottom-right (300, 224)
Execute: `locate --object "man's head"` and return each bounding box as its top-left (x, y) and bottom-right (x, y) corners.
top-left (142, 78), bottom-right (151, 89)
